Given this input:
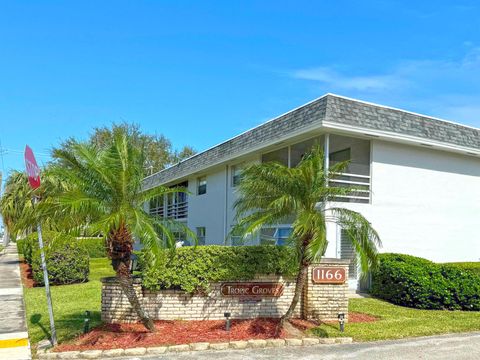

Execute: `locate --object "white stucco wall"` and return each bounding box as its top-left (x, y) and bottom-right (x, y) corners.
top-left (329, 140), bottom-right (480, 263)
top-left (186, 166), bottom-right (229, 245)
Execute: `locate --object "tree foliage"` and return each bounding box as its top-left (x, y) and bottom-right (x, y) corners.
top-left (233, 145), bottom-right (381, 328)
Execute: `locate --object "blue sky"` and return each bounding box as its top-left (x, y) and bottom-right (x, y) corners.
top-left (1, 1), bottom-right (480, 182)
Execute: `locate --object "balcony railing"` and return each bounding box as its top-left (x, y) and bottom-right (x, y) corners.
top-left (329, 171), bottom-right (371, 204)
top-left (166, 201), bottom-right (188, 219)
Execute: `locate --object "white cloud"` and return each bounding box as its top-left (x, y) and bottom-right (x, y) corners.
top-left (290, 47), bottom-right (480, 127)
top-left (292, 67), bottom-right (403, 91)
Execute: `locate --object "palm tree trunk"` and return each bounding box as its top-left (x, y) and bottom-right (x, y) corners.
top-left (276, 262), bottom-right (308, 336)
top-left (115, 258), bottom-right (155, 331)
top-left (275, 242), bottom-right (310, 337)
top-left (107, 223), bottom-right (155, 331)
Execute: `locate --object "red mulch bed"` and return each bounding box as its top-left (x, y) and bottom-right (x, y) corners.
top-left (54, 318), bottom-right (318, 352)
top-left (20, 261), bottom-right (35, 288)
top-left (54, 314), bottom-right (377, 352)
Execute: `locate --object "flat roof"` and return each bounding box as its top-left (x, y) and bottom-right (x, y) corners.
top-left (143, 94), bottom-right (480, 189)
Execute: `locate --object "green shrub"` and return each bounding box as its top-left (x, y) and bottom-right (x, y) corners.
top-left (16, 238), bottom-right (26, 255)
top-left (77, 237), bottom-right (106, 258)
top-left (140, 245), bottom-right (297, 293)
top-left (447, 262), bottom-right (480, 277)
top-left (29, 232), bottom-right (89, 286)
top-left (371, 253), bottom-right (480, 311)
top-left (21, 233), bottom-right (40, 265)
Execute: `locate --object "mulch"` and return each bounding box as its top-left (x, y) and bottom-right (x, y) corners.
top-left (348, 312), bottom-right (378, 323)
top-left (55, 318), bottom-right (299, 352)
top-left (54, 312), bottom-right (378, 352)
top-left (20, 261), bottom-right (35, 288)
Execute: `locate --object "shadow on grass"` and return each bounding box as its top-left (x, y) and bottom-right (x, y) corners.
top-left (310, 322), bottom-right (343, 338)
top-left (30, 311), bottom-right (102, 344)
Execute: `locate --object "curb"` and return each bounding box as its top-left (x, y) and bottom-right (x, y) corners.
top-left (38, 337), bottom-right (353, 359)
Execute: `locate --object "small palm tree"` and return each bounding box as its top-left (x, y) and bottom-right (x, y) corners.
top-left (233, 145), bottom-right (381, 331)
top-left (46, 128), bottom-right (193, 331)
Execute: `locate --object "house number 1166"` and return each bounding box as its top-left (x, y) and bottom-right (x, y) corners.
top-left (312, 267), bottom-right (346, 284)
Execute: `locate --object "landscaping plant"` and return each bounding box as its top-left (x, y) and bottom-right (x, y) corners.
top-left (371, 253), bottom-right (480, 310)
top-left (45, 127), bottom-right (193, 331)
top-left (140, 245), bottom-right (297, 293)
top-left (30, 233), bottom-right (90, 285)
top-left (233, 145), bottom-right (381, 332)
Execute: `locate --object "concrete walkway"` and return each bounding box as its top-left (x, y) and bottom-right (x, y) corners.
top-left (0, 243), bottom-right (31, 360)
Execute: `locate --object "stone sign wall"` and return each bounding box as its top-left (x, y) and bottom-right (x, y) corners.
top-left (101, 258), bottom-right (349, 324)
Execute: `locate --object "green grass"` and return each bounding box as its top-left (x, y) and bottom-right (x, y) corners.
top-left (23, 258), bottom-right (114, 345)
top-left (311, 297), bottom-right (480, 341)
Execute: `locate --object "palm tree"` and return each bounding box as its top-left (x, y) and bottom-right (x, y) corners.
top-left (46, 128), bottom-right (193, 331)
top-left (0, 171), bottom-right (36, 240)
top-left (233, 145), bottom-right (381, 331)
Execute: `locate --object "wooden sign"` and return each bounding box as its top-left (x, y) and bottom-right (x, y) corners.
top-left (220, 283), bottom-right (284, 297)
top-left (312, 267), bottom-right (346, 284)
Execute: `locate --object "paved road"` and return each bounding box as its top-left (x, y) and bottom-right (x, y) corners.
top-left (0, 243), bottom-right (31, 360)
top-left (121, 332), bottom-right (480, 360)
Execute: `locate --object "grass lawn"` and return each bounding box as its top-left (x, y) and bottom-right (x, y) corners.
top-left (311, 297), bottom-right (480, 341)
top-left (23, 258), bottom-right (114, 345)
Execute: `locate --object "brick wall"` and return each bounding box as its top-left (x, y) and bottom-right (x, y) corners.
top-left (101, 259), bottom-right (349, 323)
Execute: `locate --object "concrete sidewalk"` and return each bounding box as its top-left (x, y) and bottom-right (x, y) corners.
top-left (0, 243), bottom-right (31, 360)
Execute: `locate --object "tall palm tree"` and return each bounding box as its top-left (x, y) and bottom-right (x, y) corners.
top-left (233, 145), bottom-right (381, 331)
top-left (46, 128), bottom-right (193, 331)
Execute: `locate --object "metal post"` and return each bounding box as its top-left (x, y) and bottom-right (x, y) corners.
top-left (34, 197), bottom-right (57, 345)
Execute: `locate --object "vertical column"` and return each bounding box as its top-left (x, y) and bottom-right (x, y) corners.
top-left (324, 133), bottom-right (330, 174)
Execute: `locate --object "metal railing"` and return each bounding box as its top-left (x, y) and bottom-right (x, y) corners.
top-left (166, 201), bottom-right (188, 219)
top-left (329, 172), bottom-right (371, 203)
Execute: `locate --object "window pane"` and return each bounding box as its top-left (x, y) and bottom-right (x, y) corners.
top-left (197, 176), bottom-right (207, 195)
top-left (232, 165), bottom-right (243, 187)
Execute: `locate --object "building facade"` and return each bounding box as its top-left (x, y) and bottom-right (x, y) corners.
top-left (143, 94), bottom-right (480, 289)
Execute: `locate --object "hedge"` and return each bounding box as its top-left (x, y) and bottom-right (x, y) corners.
top-left (447, 262), bottom-right (480, 277)
top-left (140, 245), bottom-right (297, 293)
top-left (23, 232), bottom-right (90, 286)
top-left (76, 237), bottom-right (106, 258)
top-left (371, 253), bottom-right (480, 311)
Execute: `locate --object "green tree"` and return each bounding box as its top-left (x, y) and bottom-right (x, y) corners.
top-left (233, 146), bottom-right (381, 332)
top-left (85, 123), bottom-right (195, 174)
top-left (46, 127), bottom-right (193, 331)
top-left (0, 171), bottom-right (35, 240)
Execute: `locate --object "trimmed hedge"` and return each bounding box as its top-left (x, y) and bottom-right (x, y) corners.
top-left (447, 262), bottom-right (480, 277)
top-left (77, 237), bottom-right (106, 258)
top-left (371, 253), bottom-right (480, 311)
top-left (140, 245), bottom-right (297, 293)
top-left (24, 232), bottom-right (90, 286)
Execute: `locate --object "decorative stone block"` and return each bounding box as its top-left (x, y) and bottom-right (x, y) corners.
top-left (229, 340), bottom-right (248, 349)
top-left (209, 342), bottom-right (230, 350)
top-left (124, 347), bottom-right (146, 356)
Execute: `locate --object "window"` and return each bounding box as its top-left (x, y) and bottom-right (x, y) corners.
top-left (196, 227), bottom-right (206, 245)
top-left (197, 176), bottom-right (207, 195)
top-left (231, 165), bottom-right (243, 187)
top-left (260, 227), bottom-right (292, 246)
top-left (230, 226), bottom-right (245, 246)
top-left (173, 230), bottom-right (188, 247)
